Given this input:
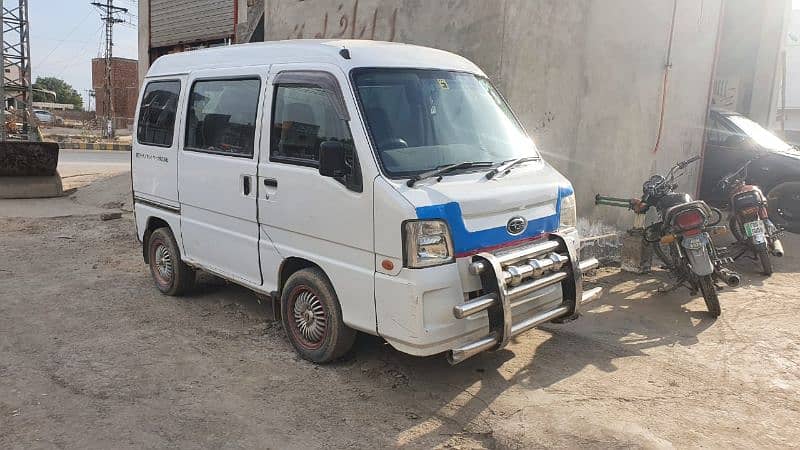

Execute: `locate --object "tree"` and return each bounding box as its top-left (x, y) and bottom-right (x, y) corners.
top-left (32, 76), bottom-right (83, 110)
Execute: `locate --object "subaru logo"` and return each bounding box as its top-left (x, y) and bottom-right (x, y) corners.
top-left (507, 216), bottom-right (527, 235)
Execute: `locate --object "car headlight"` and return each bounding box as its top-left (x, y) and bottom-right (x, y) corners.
top-left (559, 193), bottom-right (577, 230)
top-left (403, 220), bottom-right (455, 268)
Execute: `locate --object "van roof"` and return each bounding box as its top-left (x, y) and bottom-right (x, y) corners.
top-left (146, 39), bottom-right (484, 78)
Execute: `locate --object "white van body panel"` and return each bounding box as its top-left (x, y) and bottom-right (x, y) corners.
top-left (133, 40), bottom-right (597, 361)
top-left (257, 62), bottom-right (379, 333)
top-left (177, 66), bottom-right (268, 285)
top-left (131, 75), bottom-right (187, 210)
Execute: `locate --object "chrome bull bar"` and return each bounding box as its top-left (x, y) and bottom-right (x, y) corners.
top-left (447, 233), bottom-right (602, 365)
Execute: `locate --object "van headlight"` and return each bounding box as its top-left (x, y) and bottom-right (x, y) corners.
top-left (403, 220), bottom-right (455, 268)
top-left (559, 193), bottom-right (577, 231)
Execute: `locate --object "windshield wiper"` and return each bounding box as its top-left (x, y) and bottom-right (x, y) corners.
top-left (485, 156), bottom-right (540, 180)
top-left (407, 161), bottom-right (494, 187)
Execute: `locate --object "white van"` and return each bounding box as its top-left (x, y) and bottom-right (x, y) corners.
top-left (132, 40), bottom-right (601, 364)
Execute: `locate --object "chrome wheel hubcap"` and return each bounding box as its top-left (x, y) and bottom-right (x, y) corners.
top-left (154, 244), bottom-right (173, 281)
top-left (293, 289), bottom-right (326, 343)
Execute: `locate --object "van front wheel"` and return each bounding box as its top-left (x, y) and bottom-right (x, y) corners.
top-left (147, 227), bottom-right (195, 296)
top-left (281, 268), bottom-right (356, 363)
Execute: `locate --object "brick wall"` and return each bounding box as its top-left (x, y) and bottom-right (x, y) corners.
top-left (92, 57), bottom-right (139, 129)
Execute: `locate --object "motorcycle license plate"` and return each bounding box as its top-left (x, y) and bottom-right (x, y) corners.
top-left (683, 235), bottom-right (704, 250)
top-left (744, 220), bottom-right (766, 239)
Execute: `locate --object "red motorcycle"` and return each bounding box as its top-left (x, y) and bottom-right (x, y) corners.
top-left (718, 159), bottom-right (785, 275)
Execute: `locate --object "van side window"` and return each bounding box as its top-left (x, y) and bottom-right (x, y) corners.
top-left (270, 85), bottom-right (355, 166)
top-left (137, 80), bottom-right (181, 147)
top-left (185, 78), bottom-right (261, 158)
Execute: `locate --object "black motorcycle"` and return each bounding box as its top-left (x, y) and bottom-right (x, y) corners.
top-left (598, 156), bottom-right (740, 317)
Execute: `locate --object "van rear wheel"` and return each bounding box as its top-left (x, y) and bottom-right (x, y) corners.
top-left (281, 268), bottom-right (356, 363)
top-left (147, 227), bottom-right (195, 296)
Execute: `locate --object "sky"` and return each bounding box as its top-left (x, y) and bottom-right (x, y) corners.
top-left (29, 0), bottom-right (138, 110)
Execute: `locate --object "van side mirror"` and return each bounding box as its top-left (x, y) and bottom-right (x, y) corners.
top-left (319, 141), bottom-right (347, 177)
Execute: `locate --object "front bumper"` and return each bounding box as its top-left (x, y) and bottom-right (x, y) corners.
top-left (448, 232), bottom-right (602, 364)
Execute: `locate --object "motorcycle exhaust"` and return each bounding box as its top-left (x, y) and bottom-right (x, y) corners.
top-left (715, 268), bottom-right (741, 288)
top-left (772, 239), bottom-right (785, 258)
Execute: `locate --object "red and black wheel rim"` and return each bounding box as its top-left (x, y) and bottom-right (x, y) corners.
top-left (287, 285), bottom-right (328, 350)
top-left (149, 237), bottom-right (173, 288)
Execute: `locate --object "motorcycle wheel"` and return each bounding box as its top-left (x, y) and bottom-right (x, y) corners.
top-left (767, 182), bottom-right (800, 234)
top-left (757, 247), bottom-right (773, 276)
top-left (729, 216), bottom-right (745, 242)
top-left (698, 275), bottom-right (721, 317)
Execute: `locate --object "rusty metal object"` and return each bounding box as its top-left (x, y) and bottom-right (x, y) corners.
top-left (0, 141), bottom-right (59, 176)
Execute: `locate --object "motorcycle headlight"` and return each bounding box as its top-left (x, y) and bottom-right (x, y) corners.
top-left (403, 220), bottom-right (455, 268)
top-left (559, 193), bottom-right (577, 231)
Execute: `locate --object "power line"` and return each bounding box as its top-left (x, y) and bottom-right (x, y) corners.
top-left (37, 10), bottom-right (94, 68)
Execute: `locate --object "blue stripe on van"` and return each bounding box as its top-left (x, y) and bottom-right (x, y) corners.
top-left (415, 185), bottom-right (574, 256)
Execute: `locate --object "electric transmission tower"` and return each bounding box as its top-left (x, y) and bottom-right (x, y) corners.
top-left (92, 0), bottom-right (126, 139)
top-left (0, 0), bottom-right (33, 141)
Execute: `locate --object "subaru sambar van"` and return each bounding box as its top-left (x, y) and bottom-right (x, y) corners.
top-left (132, 40), bottom-right (602, 364)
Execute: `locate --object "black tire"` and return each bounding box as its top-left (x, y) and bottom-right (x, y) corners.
top-left (729, 216), bottom-right (745, 243)
top-left (698, 275), bottom-right (721, 317)
top-left (767, 182), bottom-right (800, 234)
top-left (757, 247), bottom-right (773, 276)
top-left (147, 227), bottom-right (195, 296)
top-left (280, 267), bottom-right (356, 363)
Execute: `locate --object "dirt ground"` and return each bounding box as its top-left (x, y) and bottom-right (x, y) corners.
top-left (2, 176), bottom-right (800, 449)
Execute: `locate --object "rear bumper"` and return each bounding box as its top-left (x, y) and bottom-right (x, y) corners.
top-left (448, 232), bottom-right (601, 364)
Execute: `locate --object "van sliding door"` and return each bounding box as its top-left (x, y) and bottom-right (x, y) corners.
top-left (177, 68), bottom-right (268, 285)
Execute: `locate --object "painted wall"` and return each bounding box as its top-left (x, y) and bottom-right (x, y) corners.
top-left (714, 0), bottom-right (790, 127)
top-left (265, 0), bottom-right (723, 226)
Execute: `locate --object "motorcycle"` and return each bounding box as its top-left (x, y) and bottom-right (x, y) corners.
top-left (718, 158), bottom-right (785, 275)
top-left (597, 156), bottom-right (740, 317)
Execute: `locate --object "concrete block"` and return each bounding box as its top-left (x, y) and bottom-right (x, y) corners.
top-left (621, 229), bottom-right (652, 274)
top-left (0, 141), bottom-right (59, 176)
top-left (0, 174), bottom-right (64, 199)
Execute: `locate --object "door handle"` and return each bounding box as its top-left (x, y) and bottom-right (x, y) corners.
top-left (264, 178), bottom-right (278, 187)
top-left (243, 176), bottom-right (252, 196)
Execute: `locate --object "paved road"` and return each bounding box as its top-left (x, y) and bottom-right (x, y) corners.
top-left (58, 149), bottom-right (130, 178)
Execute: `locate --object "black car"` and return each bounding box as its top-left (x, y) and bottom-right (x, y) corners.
top-left (700, 109), bottom-right (800, 233)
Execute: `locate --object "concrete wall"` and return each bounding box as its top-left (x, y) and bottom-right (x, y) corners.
top-left (265, 0), bottom-right (723, 226)
top-left (715, 0), bottom-right (790, 127)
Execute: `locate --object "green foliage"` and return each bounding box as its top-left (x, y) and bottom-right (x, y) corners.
top-left (32, 76), bottom-right (83, 110)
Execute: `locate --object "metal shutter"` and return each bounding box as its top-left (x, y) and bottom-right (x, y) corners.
top-left (150, 0), bottom-right (234, 47)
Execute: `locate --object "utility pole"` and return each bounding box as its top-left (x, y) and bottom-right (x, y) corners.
top-left (0, 0), bottom-right (33, 141)
top-left (91, 0), bottom-right (126, 139)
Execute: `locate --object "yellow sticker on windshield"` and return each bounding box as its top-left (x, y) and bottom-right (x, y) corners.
top-left (437, 79), bottom-right (449, 89)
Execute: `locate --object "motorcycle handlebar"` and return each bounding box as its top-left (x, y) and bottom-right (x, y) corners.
top-left (677, 155), bottom-right (701, 169)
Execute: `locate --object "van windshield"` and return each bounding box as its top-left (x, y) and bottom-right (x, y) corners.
top-left (352, 68), bottom-right (538, 177)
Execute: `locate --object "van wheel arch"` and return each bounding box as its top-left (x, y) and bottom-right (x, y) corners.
top-left (276, 258), bottom-right (329, 318)
top-left (142, 217), bottom-right (171, 264)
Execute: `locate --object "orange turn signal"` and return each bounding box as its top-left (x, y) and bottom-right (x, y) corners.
top-left (660, 234), bottom-right (677, 245)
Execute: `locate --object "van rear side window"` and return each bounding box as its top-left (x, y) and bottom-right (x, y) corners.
top-left (185, 78), bottom-right (261, 158)
top-left (137, 80), bottom-right (181, 147)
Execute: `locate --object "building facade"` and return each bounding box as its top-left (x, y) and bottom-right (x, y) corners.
top-left (91, 57), bottom-right (138, 129)
top-left (137, 0), bottom-right (789, 225)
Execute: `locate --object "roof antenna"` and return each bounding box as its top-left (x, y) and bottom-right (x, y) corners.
top-left (339, 47), bottom-right (351, 60)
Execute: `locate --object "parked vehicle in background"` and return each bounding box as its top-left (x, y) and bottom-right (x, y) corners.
top-left (717, 158), bottom-right (784, 275)
top-left (33, 109), bottom-right (62, 126)
top-left (132, 40), bottom-right (602, 365)
top-left (598, 157), bottom-right (740, 317)
top-left (700, 108), bottom-right (800, 233)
